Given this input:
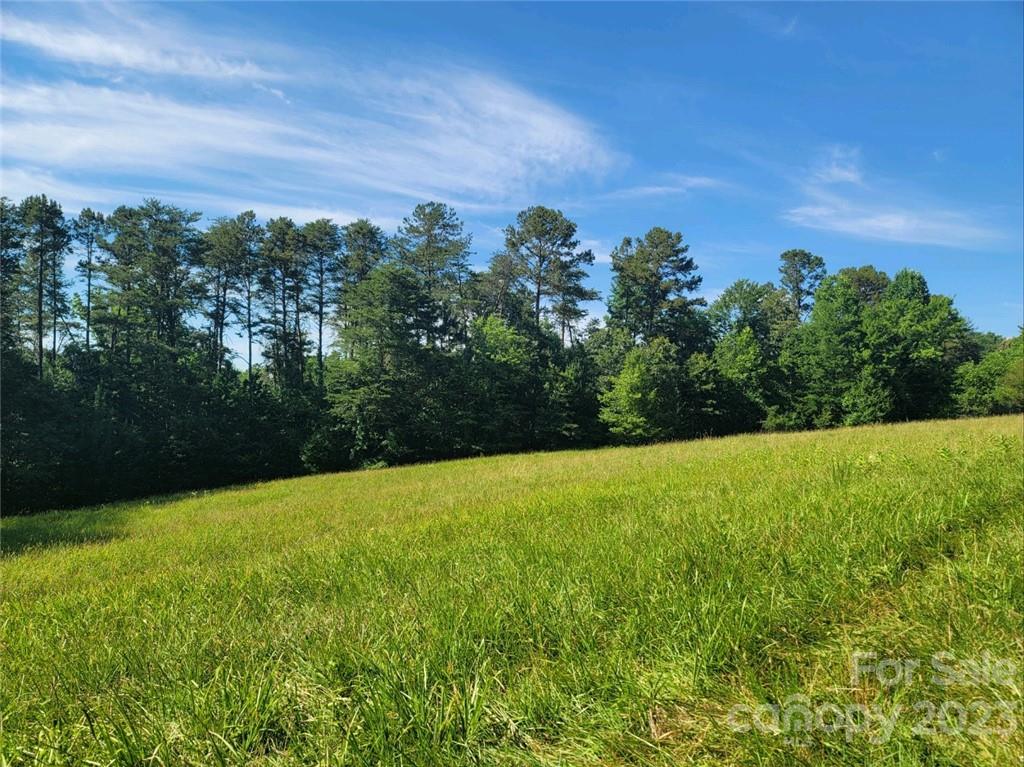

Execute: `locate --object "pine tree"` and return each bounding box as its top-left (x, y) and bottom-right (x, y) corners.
top-left (203, 217), bottom-right (243, 373)
top-left (550, 249), bottom-right (598, 345)
top-left (19, 195), bottom-right (71, 376)
top-left (503, 206), bottom-right (591, 333)
top-left (71, 208), bottom-right (109, 352)
top-left (260, 217), bottom-right (307, 388)
top-left (230, 212), bottom-right (264, 393)
top-left (779, 248), bottom-right (826, 319)
top-left (301, 218), bottom-right (341, 388)
top-left (607, 227), bottom-right (703, 350)
top-left (0, 197), bottom-right (25, 353)
top-left (394, 203), bottom-right (471, 348)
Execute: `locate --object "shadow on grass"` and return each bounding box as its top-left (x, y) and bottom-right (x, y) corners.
top-left (1, 504), bottom-right (136, 557)
top-left (0, 484), bottom-right (252, 557)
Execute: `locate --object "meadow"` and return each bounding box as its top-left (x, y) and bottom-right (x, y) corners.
top-left (1, 416), bottom-right (1021, 766)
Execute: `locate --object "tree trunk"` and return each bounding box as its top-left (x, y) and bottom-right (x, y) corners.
top-left (534, 277), bottom-right (542, 329)
top-left (317, 289), bottom-right (324, 391)
top-left (216, 275), bottom-right (227, 374)
top-left (51, 256), bottom-right (58, 363)
top-left (85, 248), bottom-right (92, 350)
top-left (36, 251), bottom-right (43, 378)
top-left (280, 274), bottom-right (288, 378)
top-left (246, 282), bottom-right (253, 399)
top-left (293, 280), bottom-right (302, 384)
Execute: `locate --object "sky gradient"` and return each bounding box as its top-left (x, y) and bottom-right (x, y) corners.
top-left (2, 2), bottom-right (1022, 335)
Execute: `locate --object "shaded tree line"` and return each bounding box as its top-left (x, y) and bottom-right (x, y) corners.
top-left (1, 195), bottom-right (1021, 512)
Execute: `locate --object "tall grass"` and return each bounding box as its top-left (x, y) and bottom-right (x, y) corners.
top-left (2, 416), bottom-right (1021, 765)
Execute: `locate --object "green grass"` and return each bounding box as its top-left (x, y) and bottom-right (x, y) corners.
top-left (2, 416), bottom-right (1022, 766)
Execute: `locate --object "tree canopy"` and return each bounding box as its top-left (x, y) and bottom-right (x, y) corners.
top-left (1, 193), bottom-right (1018, 513)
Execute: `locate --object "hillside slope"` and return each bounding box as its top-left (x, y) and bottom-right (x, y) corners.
top-left (2, 416), bottom-right (1022, 765)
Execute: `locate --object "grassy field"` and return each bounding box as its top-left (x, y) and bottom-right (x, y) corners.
top-left (1, 416), bottom-right (1022, 766)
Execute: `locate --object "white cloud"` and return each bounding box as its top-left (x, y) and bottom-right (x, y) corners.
top-left (812, 145), bottom-right (863, 185)
top-left (579, 238), bottom-right (614, 264)
top-left (0, 6), bottom-right (613, 218)
top-left (0, 4), bottom-right (720, 239)
top-left (730, 7), bottom-right (805, 41)
top-left (0, 11), bottom-right (282, 81)
top-left (781, 145), bottom-right (1006, 249)
top-left (601, 175), bottom-right (725, 200)
top-left (0, 166), bottom-right (123, 209)
top-left (0, 82), bottom-right (308, 170)
top-left (253, 83), bottom-right (291, 104)
top-left (696, 240), bottom-right (772, 257)
top-left (330, 68), bottom-right (617, 201)
top-left (697, 287), bottom-right (724, 305)
top-left (0, 68), bottom-right (614, 217)
top-left (780, 17), bottom-right (799, 38)
top-left (784, 188), bottom-right (1003, 248)
top-left (182, 195), bottom-right (402, 230)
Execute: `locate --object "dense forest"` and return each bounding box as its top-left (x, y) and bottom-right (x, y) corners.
top-left (1, 194), bottom-right (1021, 513)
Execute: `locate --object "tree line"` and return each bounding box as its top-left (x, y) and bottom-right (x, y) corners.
top-left (1, 194), bottom-right (1021, 513)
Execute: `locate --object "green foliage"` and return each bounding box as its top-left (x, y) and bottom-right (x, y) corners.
top-left (712, 325), bottom-right (772, 429)
top-left (465, 315), bottom-right (537, 452)
top-left (0, 196), bottom-right (26, 351)
top-left (544, 348), bottom-right (605, 447)
top-left (841, 363), bottom-right (895, 425)
top-left (18, 194), bottom-right (72, 375)
top-left (777, 268), bottom-right (977, 429)
top-left (301, 218), bottom-right (342, 386)
top-left (394, 202), bottom-right (471, 348)
top-left (607, 226), bottom-right (703, 349)
top-left (1, 192), bottom-right (1016, 512)
top-left (599, 337), bottom-right (681, 443)
top-left (329, 263), bottom-right (439, 464)
top-left (967, 329), bottom-right (1006, 357)
top-left (260, 216), bottom-right (308, 388)
top-left (708, 278), bottom-right (791, 352)
top-left (837, 264), bottom-right (890, 305)
top-left (783, 274), bottom-right (866, 427)
top-left (502, 205), bottom-right (593, 337)
top-left (584, 322), bottom-right (635, 389)
top-left (778, 247), bottom-right (825, 319)
top-left (955, 332), bottom-right (1024, 415)
top-left (859, 270), bottom-right (972, 420)
top-left (473, 251), bottom-right (534, 330)
top-left (70, 207), bottom-right (109, 351)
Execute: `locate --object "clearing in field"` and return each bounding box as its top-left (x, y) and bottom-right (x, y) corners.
top-left (2, 416), bottom-right (1022, 765)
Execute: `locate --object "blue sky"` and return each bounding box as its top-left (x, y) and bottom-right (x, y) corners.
top-left (2, 2), bottom-right (1022, 336)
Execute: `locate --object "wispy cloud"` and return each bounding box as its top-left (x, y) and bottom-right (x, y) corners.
top-left (0, 11), bottom-right (282, 81)
top-left (784, 187), bottom-right (1004, 249)
top-left (600, 174), bottom-right (726, 200)
top-left (0, 74), bottom-right (613, 208)
top-left (252, 83), bottom-right (291, 105)
top-left (812, 145), bottom-right (863, 185)
top-left (779, 144), bottom-right (1007, 249)
top-left (146, 190), bottom-right (404, 231)
top-left (696, 240), bottom-right (774, 257)
top-left (0, 5), bottom-right (617, 222)
top-left (697, 287), bottom-right (725, 305)
top-left (730, 6), bottom-right (804, 40)
top-left (579, 238), bottom-right (614, 264)
top-left (0, 166), bottom-right (125, 209)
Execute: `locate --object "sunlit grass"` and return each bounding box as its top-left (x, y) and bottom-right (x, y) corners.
top-left (2, 416), bottom-right (1021, 765)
